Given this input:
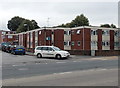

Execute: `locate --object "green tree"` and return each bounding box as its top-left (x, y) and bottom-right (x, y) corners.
top-left (58, 14), bottom-right (89, 28)
top-left (111, 24), bottom-right (116, 28)
top-left (71, 14), bottom-right (89, 27)
top-left (17, 19), bottom-right (38, 33)
top-left (100, 24), bottom-right (116, 28)
top-left (7, 16), bottom-right (25, 31)
top-left (7, 16), bottom-right (40, 32)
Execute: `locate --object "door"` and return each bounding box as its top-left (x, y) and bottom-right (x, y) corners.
top-left (47, 47), bottom-right (55, 57)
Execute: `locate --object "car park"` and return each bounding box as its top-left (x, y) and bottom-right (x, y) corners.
top-left (34, 46), bottom-right (70, 59)
top-left (11, 45), bottom-right (26, 55)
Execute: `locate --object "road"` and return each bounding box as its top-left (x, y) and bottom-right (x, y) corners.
top-left (1, 51), bottom-right (118, 86)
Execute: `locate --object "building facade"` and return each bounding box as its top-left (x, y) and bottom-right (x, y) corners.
top-left (17, 26), bottom-right (120, 51)
top-left (0, 30), bottom-right (16, 43)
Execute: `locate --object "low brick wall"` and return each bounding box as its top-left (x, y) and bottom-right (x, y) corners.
top-left (67, 50), bottom-right (120, 56)
top-left (95, 50), bottom-right (120, 56)
top-left (67, 50), bottom-right (91, 56)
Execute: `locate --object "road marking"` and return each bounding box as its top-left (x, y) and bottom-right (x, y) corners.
top-left (56, 62), bottom-right (66, 64)
top-left (12, 64), bottom-right (26, 67)
top-left (18, 68), bottom-right (28, 71)
top-left (53, 72), bottom-right (72, 75)
top-left (73, 61), bottom-right (81, 62)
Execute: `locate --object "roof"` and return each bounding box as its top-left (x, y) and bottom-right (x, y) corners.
top-left (13, 26), bottom-right (119, 35)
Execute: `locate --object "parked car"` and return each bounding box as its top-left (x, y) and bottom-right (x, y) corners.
top-left (11, 45), bottom-right (26, 55)
top-left (1, 42), bottom-right (11, 52)
top-left (34, 46), bottom-right (70, 59)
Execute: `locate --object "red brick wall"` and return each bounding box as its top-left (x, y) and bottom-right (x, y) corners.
top-left (54, 29), bottom-right (64, 50)
top-left (97, 29), bottom-right (102, 50)
top-left (71, 28), bottom-right (91, 50)
top-left (38, 30), bottom-right (45, 46)
top-left (84, 28), bottom-right (91, 50)
top-left (32, 31), bottom-right (35, 48)
top-left (71, 29), bottom-right (83, 50)
top-left (110, 30), bottom-right (114, 50)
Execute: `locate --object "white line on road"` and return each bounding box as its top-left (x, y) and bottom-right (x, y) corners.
top-left (56, 62), bottom-right (66, 63)
top-left (18, 68), bottom-right (28, 71)
top-left (53, 72), bottom-right (72, 75)
top-left (73, 61), bottom-right (81, 62)
top-left (12, 64), bottom-right (26, 67)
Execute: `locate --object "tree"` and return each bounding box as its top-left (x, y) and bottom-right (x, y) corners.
top-left (16, 19), bottom-right (40, 33)
top-left (111, 24), bottom-right (116, 28)
top-left (100, 24), bottom-right (116, 28)
top-left (7, 16), bottom-right (40, 32)
top-left (58, 14), bottom-right (89, 28)
top-left (7, 16), bottom-right (25, 31)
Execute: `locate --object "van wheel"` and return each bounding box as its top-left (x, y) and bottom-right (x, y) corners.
top-left (37, 53), bottom-right (42, 58)
top-left (56, 54), bottom-right (61, 59)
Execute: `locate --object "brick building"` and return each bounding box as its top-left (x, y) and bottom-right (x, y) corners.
top-left (18, 26), bottom-right (120, 51)
top-left (1, 26), bottom-right (119, 55)
top-left (0, 30), bottom-right (16, 44)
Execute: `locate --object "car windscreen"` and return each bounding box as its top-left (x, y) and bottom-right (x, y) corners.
top-left (53, 47), bottom-right (61, 51)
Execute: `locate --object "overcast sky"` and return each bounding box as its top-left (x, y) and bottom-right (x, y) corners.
top-left (0, 0), bottom-right (119, 30)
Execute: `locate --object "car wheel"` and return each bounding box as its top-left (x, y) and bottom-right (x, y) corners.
top-left (13, 51), bottom-right (16, 55)
top-left (37, 53), bottom-right (42, 58)
top-left (56, 54), bottom-right (61, 59)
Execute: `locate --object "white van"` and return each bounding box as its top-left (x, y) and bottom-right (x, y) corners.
top-left (34, 46), bottom-right (70, 59)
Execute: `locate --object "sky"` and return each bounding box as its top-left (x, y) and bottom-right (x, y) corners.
top-left (0, 0), bottom-right (119, 31)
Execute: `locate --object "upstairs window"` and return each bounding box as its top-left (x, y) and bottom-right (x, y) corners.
top-left (8, 35), bottom-right (13, 38)
top-left (64, 31), bottom-right (71, 35)
top-left (39, 31), bottom-right (41, 35)
top-left (76, 30), bottom-right (81, 34)
top-left (91, 30), bottom-right (97, 35)
top-left (102, 30), bottom-right (109, 35)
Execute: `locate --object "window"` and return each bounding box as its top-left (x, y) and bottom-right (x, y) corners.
top-left (39, 31), bottom-right (41, 35)
top-left (64, 31), bottom-right (71, 35)
top-left (41, 47), bottom-right (48, 51)
top-left (114, 42), bottom-right (120, 47)
top-left (8, 35), bottom-right (13, 38)
top-left (102, 30), bottom-right (109, 35)
top-left (64, 41), bottom-right (70, 46)
top-left (48, 47), bottom-right (54, 51)
top-left (91, 30), bottom-right (97, 35)
top-left (76, 30), bottom-right (80, 34)
top-left (114, 31), bottom-right (120, 37)
top-left (71, 41), bottom-right (74, 46)
top-left (52, 31), bottom-right (54, 34)
top-left (36, 47), bottom-right (42, 50)
top-left (102, 41), bottom-right (110, 46)
top-left (91, 41), bottom-right (97, 46)
top-left (64, 42), bottom-right (67, 45)
top-left (77, 41), bottom-right (81, 46)
top-left (2, 32), bottom-right (6, 35)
